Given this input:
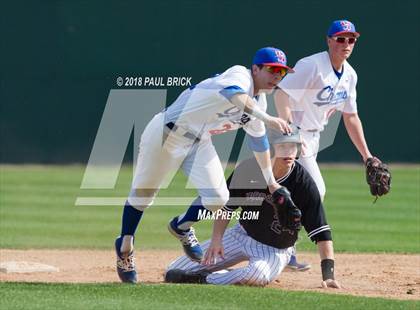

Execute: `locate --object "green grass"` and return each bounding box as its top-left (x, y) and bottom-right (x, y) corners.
top-left (0, 164), bottom-right (419, 252)
top-left (0, 283), bottom-right (418, 310)
top-left (1, 165), bottom-right (419, 308)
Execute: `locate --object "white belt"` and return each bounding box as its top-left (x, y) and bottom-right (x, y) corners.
top-left (165, 122), bottom-right (200, 142)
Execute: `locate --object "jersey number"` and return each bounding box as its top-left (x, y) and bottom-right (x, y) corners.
top-left (209, 124), bottom-right (232, 135)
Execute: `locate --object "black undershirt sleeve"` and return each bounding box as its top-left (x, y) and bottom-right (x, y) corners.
top-left (297, 166), bottom-right (332, 243)
top-left (224, 174), bottom-right (241, 212)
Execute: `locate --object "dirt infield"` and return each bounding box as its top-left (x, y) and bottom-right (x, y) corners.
top-left (1, 249), bottom-right (419, 300)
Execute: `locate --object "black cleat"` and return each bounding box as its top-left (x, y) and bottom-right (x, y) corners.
top-left (165, 269), bottom-right (208, 284)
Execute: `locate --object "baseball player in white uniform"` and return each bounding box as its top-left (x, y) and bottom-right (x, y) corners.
top-left (275, 19), bottom-right (377, 201)
top-left (115, 47), bottom-right (294, 283)
top-left (165, 126), bottom-right (341, 288)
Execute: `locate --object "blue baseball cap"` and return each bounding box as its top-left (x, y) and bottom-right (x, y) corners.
top-left (327, 20), bottom-right (360, 38)
top-left (253, 47), bottom-right (294, 73)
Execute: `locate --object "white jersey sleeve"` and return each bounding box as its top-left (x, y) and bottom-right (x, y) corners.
top-left (278, 58), bottom-right (317, 103)
top-left (216, 65), bottom-right (253, 95)
top-left (242, 93), bottom-right (267, 137)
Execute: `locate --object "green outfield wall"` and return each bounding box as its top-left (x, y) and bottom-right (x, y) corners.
top-left (1, 0), bottom-right (418, 163)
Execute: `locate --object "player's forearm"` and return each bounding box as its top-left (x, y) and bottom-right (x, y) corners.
top-left (253, 150), bottom-right (277, 188)
top-left (343, 113), bottom-right (372, 162)
top-left (317, 240), bottom-right (334, 260)
top-left (246, 134), bottom-right (279, 190)
top-left (231, 93), bottom-right (271, 123)
top-left (317, 240), bottom-right (337, 283)
top-left (210, 215), bottom-right (230, 243)
top-left (274, 88), bottom-right (293, 122)
top-left (231, 93), bottom-right (291, 134)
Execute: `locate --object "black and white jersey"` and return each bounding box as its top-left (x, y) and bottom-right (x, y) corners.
top-left (224, 158), bottom-right (332, 249)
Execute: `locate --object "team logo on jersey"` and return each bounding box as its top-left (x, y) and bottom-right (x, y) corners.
top-left (232, 113), bottom-right (251, 125)
top-left (313, 86), bottom-right (348, 107)
top-left (265, 195), bottom-right (296, 236)
top-left (217, 108), bottom-right (251, 126)
top-left (245, 191), bottom-right (267, 202)
top-left (270, 212), bottom-right (296, 236)
top-left (216, 106), bottom-right (242, 118)
top-left (210, 112), bottom-right (251, 135)
top-left (340, 21), bottom-right (352, 31)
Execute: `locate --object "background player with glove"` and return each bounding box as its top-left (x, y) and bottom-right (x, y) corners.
top-left (274, 20), bottom-right (391, 201)
top-left (165, 126), bottom-right (340, 288)
top-left (115, 47), bottom-right (294, 283)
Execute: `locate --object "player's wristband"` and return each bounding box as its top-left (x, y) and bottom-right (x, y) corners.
top-left (321, 259), bottom-right (335, 280)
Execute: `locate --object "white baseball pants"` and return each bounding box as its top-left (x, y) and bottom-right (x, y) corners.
top-left (298, 130), bottom-right (326, 200)
top-left (128, 112), bottom-right (229, 211)
top-left (167, 223), bottom-right (293, 286)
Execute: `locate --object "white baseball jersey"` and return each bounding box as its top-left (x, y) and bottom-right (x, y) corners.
top-left (278, 51), bottom-right (358, 132)
top-left (128, 66), bottom-right (268, 209)
top-left (165, 65), bottom-right (267, 140)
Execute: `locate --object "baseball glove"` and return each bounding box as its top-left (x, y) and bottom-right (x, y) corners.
top-left (271, 187), bottom-right (302, 231)
top-left (365, 157), bottom-right (391, 201)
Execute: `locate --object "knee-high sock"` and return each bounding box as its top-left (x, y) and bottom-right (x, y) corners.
top-left (120, 201), bottom-right (143, 236)
top-left (176, 197), bottom-right (209, 231)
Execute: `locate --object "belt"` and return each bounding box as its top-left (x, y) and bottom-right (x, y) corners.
top-left (165, 122), bottom-right (200, 141)
top-left (305, 129), bottom-right (318, 133)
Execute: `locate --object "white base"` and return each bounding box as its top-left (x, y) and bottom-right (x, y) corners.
top-left (0, 261), bottom-right (59, 273)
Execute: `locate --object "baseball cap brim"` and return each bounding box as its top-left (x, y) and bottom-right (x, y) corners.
top-left (261, 63), bottom-right (295, 73)
top-left (332, 31), bottom-right (360, 38)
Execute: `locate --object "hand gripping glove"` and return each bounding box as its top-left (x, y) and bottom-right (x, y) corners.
top-left (272, 187), bottom-right (302, 231)
top-left (365, 157), bottom-right (391, 201)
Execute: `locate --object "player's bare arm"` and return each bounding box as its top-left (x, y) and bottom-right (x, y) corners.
top-left (343, 112), bottom-right (391, 198)
top-left (342, 112), bottom-right (372, 162)
top-left (317, 240), bottom-right (341, 289)
top-left (203, 213), bottom-right (231, 265)
top-left (274, 88), bottom-right (293, 122)
top-left (230, 93), bottom-right (291, 134)
top-left (318, 240), bottom-right (334, 260)
top-left (252, 149), bottom-right (281, 193)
